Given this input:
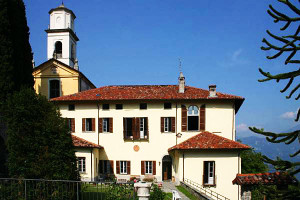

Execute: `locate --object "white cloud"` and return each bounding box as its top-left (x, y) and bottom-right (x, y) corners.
top-left (231, 49), bottom-right (243, 62)
top-left (280, 111), bottom-right (296, 119)
top-left (236, 123), bottom-right (249, 132)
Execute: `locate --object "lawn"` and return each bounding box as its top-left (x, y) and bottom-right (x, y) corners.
top-left (176, 185), bottom-right (198, 200)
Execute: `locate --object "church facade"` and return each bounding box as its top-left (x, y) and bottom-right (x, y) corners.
top-left (33, 4), bottom-right (250, 200)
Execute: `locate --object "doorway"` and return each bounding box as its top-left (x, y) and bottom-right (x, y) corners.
top-left (162, 155), bottom-right (172, 181)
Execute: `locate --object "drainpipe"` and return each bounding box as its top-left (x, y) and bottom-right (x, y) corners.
top-left (91, 150), bottom-right (93, 182)
top-left (232, 103), bottom-right (235, 141)
top-left (238, 152), bottom-right (240, 200)
top-left (176, 103), bottom-right (178, 145)
top-left (97, 103), bottom-right (100, 145)
top-left (182, 153), bottom-right (185, 181)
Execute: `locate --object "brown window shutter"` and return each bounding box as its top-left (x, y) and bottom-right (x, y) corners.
top-left (92, 118), bottom-right (95, 131)
top-left (71, 118), bottom-right (75, 133)
top-left (110, 160), bottom-right (114, 174)
top-left (116, 161), bottom-right (120, 174)
top-left (153, 161), bottom-right (156, 175)
top-left (161, 117), bottom-right (164, 132)
top-left (123, 118), bottom-right (126, 139)
top-left (109, 118), bottom-right (113, 133)
top-left (200, 104), bottom-right (206, 131)
top-left (98, 118), bottom-right (103, 133)
top-left (82, 118), bottom-right (86, 132)
top-left (127, 161), bottom-right (131, 175)
top-left (181, 105), bottom-right (187, 132)
top-left (145, 117), bottom-right (149, 138)
top-left (171, 117), bottom-right (175, 133)
top-left (133, 118), bottom-right (139, 140)
top-left (213, 161), bottom-right (216, 186)
top-left (141, 161), bottom-right (145, 175)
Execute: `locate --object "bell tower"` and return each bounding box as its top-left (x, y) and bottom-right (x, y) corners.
top-left (46, 3), bottom-right (79, 68)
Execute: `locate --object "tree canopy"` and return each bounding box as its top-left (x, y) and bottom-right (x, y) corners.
top-left (4, 88), bottom-right (79, 180)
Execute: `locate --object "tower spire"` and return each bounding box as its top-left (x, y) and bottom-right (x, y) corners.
top-left (178, 58), bottom-right (185, 93)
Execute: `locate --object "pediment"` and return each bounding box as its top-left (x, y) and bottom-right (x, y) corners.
top-left (33, 59), bottom-right (79, 77)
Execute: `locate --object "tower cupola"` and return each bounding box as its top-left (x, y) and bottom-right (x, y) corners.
top-left (46, 3), bottom-right (79, 68)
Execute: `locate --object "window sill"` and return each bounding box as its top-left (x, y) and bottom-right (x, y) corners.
top-left (203, 184), bottom-right (216, 187)
top-left (162, 132), bottom-right (175, 134)
top-left (83, 131), bottom-right (95, 133)
top-left (124, 138), bottom-right (149, 141)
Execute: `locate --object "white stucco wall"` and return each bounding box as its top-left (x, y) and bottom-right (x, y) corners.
top-left (75, 148), bottom-right (99, 181)
top-left (176, 150), bottom-right (241, 200)
top-left (59, 101), bottom-right (237, 183)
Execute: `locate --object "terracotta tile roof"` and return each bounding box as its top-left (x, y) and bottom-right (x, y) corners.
top-left (72, 135), bottom-right (102, 149)
top-left (51, 85), bottom-right (244, 110)
top-left (168, 131), bottom-right (250, 151)
top-left (232, 172), bottom-right (297, 185)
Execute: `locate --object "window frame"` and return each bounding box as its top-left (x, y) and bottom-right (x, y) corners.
top-left (116, 104), bottom-right (123, 110)
top-left (68, 104), bottom-right (75, 111)
top-left (140, 103), bottom-right (147, 110)
top-left (164, 117), bottom-right (172, 132)
top-left (48, 78), bottom-right (60, 99)
top-left (120, 161), bottom-right (127, 175)
top-left (85, 118), bottom-right (93, 132)
top-left (164, 102), bottom-right (172, 109)
top-left (78, 157), bottom-right (86, 173)
top-left (203, 161), bottom-right (216, 186)
top-left (103, 118), bottom-right (109, 132)
top-left (187, 105), bottom-right (199, 131)
top-left (145, 161), bottom-right (153, 175)
top-left (102, 104), bottom-right (110, 110)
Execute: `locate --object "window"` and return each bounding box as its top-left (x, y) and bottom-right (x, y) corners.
top-left (68, 104), bottom-right (75, 111)
top-left (140, 103), bottom-right (147, 110)
top-left (49, 79), bottom-right (60, 98)
top-left (141, 161), bottom-right (156, 175)
top-left (78, 157), bottom-right (86, 173)
top-left (67, 118), bottom-right (75, 133)
top-left (164, 117), bottom-right (172, 132)
top-left (188, 106), bottom-right (199, 131)
top-left (99, 160), bottom-right (113, 174)
top-left (82, 118), bottom-right (95, 132)
top-left (116, 104), bottom-right (123, 110)
top-left (99, 118), bottom-right (113, 133)
top-left (103, 118), bottom-right (110, 132)
top-left (54, 41), bottom-right (62, 58)
top-left (103, 104), bottom-right (109, 110)
top-left (145, 161), bottom-right (153, 174)
top-left (164, 102), bottom-right (172, 109)
top-left (203, 161), bottom-right (215, 186)
top-left (161, 117), bottom-right (175, 133)
top-left (124, 117), bottom-right (148, 140)
top-left (120, 161), bottom-right (127, 174)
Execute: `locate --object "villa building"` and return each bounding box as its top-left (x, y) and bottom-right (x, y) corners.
top-left (33, 4), bottom-right (250, 200)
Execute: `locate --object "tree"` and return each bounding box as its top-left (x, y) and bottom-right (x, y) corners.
top-left (0, 0), bottom-right (34, 101)
top-left (241, 148), bottom-right (269, 174)
top-left (0, 0), bottom-right (35, 177)
top-left (249, 0), bottom-right (300, 177)
top-left (4, 88), bottom-right (79, 180)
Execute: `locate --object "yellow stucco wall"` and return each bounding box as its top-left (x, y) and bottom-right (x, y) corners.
top-left (33, 61), bottom-right (80, 99)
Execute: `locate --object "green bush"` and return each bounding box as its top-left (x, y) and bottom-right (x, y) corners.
top-left (150, 184), bottom-right (165, 200)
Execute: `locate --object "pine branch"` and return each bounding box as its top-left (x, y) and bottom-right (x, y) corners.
top-left (280, 77), bottom-right (294, 92)
top-left (258, 68), bottom-right (300, 82)
top-left (279, 0), bottom-right (300, 16)
top-left (286, 83), bottom-right (300, 99)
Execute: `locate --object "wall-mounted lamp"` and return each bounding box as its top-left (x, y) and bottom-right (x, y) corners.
top-left (176, 133), bottom-right (182, 138)
top-left (159, 162), bottom-right (161, 166)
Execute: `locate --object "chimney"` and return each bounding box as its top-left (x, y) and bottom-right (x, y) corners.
top-left (178, 72), bottom-right (185, 93)
top-left (74, 58), bottom-right (79, 70)
top-left (209, 85), bottom-right (217, 97)
top-left (32, 59), bottom-right (35, 68)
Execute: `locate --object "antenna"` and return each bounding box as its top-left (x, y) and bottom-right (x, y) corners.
top-left (179, 58), bottom-right (182, 73)
top-left (62, 0), bottom-right (64, 5)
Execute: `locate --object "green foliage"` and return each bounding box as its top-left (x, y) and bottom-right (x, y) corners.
top-left (3, 88), bottom-right (79, 180)
top-left (0, 0), bottom-right (34, 103)
top-left (150, 184), bottom-right (166, 200)
top-left (250, 0), bottom-right (300, 178)
top-left (175, 185), bottom-right (198, 200)
top-left (241, 148), bottom-right (268, 174)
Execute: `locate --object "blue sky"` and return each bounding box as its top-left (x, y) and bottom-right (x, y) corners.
top-left (23, 0), bottom-right (299, 138)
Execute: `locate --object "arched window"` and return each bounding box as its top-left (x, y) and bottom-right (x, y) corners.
top-left (54, 41), bottom-right (62, 58)
top-left (188, 105), bottom-right (199, 131)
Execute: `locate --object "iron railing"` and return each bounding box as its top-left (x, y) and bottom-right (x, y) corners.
top-left (0, 178), bottom-right (136, 200)
top-left (183, 178), bottom-right (230, 200)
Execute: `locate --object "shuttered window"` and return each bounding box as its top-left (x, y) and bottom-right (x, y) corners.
top-left (99, 160), bottom-right (114, 174)
top-left (117, 161), bottom-right (130, 175)
top-left (161, 117), bottom-right (175, 133)
top-left (68, 118), bottom-right (75, 133)
top-left (49, 79), bottom-right (60, 98)
top-left (203, 161), bottom-right (215, 186)
top-left (124, 117), bottom-right (148, 140)
top-left (141, 161), bottom-right (156, 175)
top-left (200, 104), bottom-right (206, 131)
top-left (82, 118), bottom-right (95, 132)
top-left (181, 105), bottom-right (187, 132)
top-left (99, 118), bottom-right (113, 133)
top-left (78, 157), bottom-right (86, 173)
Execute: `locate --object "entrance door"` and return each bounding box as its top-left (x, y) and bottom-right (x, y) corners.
top-left (162, 155), bottom-right (172, 181)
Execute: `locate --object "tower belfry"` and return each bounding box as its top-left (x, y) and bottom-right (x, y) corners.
top-left (46, 3), bottom-right (79, 68)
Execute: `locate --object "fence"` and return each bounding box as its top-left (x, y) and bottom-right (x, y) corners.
top-left (183, 178), bottom-right (230, 200)
top-left (0, 178), bottom-right (136, 200)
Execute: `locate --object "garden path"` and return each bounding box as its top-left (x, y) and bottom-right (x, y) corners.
top-left (161, 181), bottom-right (190, 200)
